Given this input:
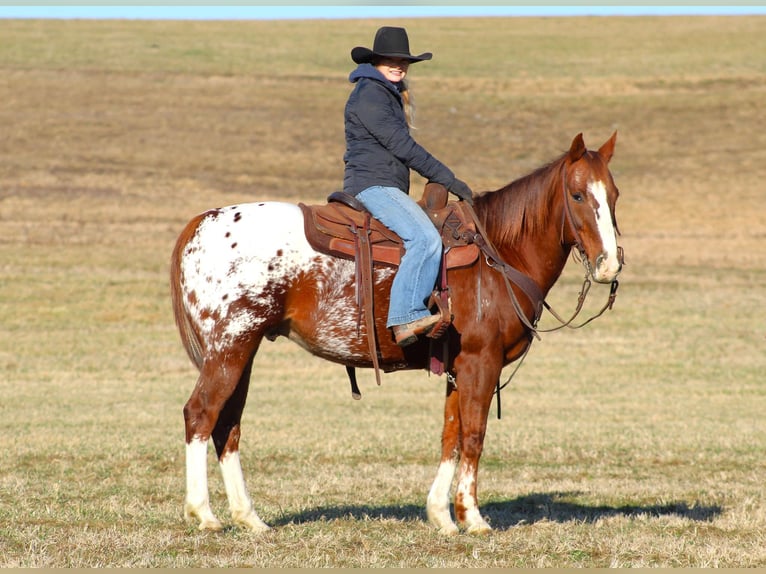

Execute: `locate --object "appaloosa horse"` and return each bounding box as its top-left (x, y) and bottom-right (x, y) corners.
top-left (170, 132), bottom-right (622, 535)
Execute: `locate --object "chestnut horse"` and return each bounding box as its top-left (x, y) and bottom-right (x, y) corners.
top-left (170, 132), bottom-right (622, 535)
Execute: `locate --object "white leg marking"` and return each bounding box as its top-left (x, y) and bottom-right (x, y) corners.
top-left (588, 179), bottom-right (621, 282)
top-left (220, 451), bottom-right (270, 533)
top-left (184, 437), bottom-right (223, 531)
top-left (456, 463), bottom-right (492, 534)
top-left (427, 458), bottom-right (459, 535)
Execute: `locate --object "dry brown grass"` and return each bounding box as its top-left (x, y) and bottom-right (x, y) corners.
top-left (0, 16), bottom-right (765, 567)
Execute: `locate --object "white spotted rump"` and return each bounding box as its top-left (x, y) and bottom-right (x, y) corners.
top-left (177, 201), bottom-right (393, 361)
top-left (179, 202), bottom-right (313, 351)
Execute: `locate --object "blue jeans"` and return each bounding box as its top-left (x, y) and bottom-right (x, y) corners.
top-left (356, 186), bottom-right (442, 327)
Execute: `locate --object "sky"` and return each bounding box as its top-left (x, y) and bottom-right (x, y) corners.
top-left (1, 5), bottom-right (765, 20)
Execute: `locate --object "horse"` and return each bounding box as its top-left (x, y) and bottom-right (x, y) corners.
top-left (169, 132), bottom-right (623, 535)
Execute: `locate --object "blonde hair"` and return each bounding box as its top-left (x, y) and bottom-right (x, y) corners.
top-left (371, 56), bottom-right (416, 128)
top-left (400, 79), bottom-right (416, 129)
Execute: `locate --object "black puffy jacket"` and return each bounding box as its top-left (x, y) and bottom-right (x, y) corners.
top-left (343, 64), bottom-right (456, 196)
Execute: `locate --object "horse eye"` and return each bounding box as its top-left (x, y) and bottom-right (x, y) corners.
top-left (571, 193), bottom-right (584, 202)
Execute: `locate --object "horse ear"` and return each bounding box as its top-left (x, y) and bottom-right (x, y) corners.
top-left (598, 131), bottom-right (618, 163)
top-left (568, 133), bottom-right (587, 162)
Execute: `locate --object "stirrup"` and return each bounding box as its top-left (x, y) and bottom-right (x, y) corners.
top-left (426, 289), bottom-right (453, 340)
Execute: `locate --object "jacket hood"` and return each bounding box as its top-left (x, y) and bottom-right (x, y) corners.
top-left (349, 63), bottom-right (384, 83)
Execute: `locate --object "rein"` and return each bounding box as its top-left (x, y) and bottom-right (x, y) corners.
top-left (465, 208), bottom-right (545, 337)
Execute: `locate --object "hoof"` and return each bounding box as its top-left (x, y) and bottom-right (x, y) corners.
top-left (465, 520), bottom-right (492, 535)
top-left (198, 517), bottom-right (224, 532)
top-left (185, 505), bottom-right (223, 532)
top-left (233, 511), bottom-right (271, 534)
top-left (437, 523), bottom-right (460, 536)
top-left (427, 506), bottom-right (458, 536)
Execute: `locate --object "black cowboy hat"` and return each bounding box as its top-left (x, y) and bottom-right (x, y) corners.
top-left (351, 26), bottom-right (433, 65)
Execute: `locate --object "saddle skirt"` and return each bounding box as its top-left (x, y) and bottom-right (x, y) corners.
top-left (299, 182), bottom-right (479, 269)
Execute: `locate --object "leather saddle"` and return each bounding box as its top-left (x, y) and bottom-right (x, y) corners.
top-left (298, 183), bottom-right (480, 395)
top-left (299, 182), bottom-right (479, 270)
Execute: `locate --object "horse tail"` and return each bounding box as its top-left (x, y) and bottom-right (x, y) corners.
top-left (169, 212), bottom-right (207, 371)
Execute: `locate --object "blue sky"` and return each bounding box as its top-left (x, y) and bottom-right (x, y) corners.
top-left (1, 5), bottom-right (765, 20)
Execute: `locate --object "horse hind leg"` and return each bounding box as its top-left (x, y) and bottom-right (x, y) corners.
top-left (212, 357), bottom-right (269, 533)
top-left (183, 343), bottom-right (265, 532)
top-left (184, 402), bottom-right (223, 531)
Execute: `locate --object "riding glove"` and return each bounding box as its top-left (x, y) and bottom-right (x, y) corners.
top-left (448, 178), bottom-right (474, 205)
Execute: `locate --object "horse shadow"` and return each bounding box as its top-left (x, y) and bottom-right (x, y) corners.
top-left (273, 492), bottom-right (722, 530)
top-left (480, 492), bottom-right (722, 530)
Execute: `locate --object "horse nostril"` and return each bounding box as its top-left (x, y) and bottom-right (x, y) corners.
top-left (596, 252), bottom-right (622, 275)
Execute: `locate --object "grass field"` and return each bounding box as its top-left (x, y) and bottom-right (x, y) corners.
top-left (1, 15), bottom-right (765, 567)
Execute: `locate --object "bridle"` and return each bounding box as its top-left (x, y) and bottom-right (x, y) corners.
top-left (466, 160), bottom-right (623, 337)
top-left (539, 160), bottom-right (623, 332)
top-left (463, 160), bottom-right (624, 417)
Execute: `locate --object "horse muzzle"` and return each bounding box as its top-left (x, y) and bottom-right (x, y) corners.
top-left (591, 247), bottom-right (623, 284)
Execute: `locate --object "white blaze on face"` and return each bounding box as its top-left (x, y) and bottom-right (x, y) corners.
top-left (588, 179), bottom-right (621, 282)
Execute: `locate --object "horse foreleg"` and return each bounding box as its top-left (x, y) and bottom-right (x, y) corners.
top-left (212, 358), bottom-right (270, 533)
top-left (427, 382), bottom-right (461, 536)
top-left (453, 363), bottom-right (497, 534)
top-left (454, 445), bottom-right (492, 534)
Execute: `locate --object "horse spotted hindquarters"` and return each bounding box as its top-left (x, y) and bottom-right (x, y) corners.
top-left (170, 132), bottom-right (623, 535)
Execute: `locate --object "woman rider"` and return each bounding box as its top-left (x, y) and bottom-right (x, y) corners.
top-left (343, 26), bottom-right (473, 347)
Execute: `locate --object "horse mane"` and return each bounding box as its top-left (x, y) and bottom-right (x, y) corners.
top-left (475, 152), bottom-right (566, 247)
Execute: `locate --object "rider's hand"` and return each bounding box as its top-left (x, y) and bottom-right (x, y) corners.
top-left (448, 179), bottom-right (474, 205)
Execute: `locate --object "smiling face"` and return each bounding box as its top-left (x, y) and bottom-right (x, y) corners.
top-left (374, 56), bottom-right (411, 83)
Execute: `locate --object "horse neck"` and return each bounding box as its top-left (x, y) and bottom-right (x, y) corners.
top-left (476, 158), bottom-right (572, 293)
